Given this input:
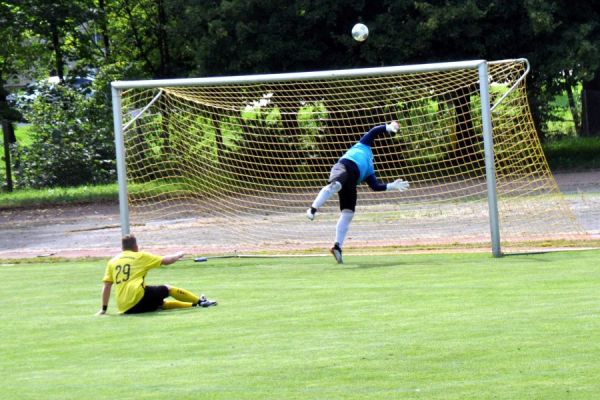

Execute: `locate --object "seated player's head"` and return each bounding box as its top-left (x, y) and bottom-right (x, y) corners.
top-left (122, 234), bottom-right (139, 251)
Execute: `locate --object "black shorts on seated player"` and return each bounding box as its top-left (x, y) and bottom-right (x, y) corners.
top-left (124, 285), bottom-right (169, 314)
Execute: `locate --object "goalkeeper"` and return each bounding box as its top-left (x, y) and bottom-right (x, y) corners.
top-left (96, 234), bottom-right (217, 315)
top-left (306, 122), bottom-right (409, 264)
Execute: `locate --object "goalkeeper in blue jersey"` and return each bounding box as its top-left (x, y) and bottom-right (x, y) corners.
top-left (306, 121), bottom-right (409, 264)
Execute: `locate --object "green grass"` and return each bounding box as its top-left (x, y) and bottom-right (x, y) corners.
top-left (1, 250), bottom-right (599, 399)
top-left (0, 123), bottom-right (33, 181)
top-left (543, 136), bottom-right (600, 171)
top-left (10, 123), bottom-right (35, 147)
top-left (0, 183), bottom-right (118, 208)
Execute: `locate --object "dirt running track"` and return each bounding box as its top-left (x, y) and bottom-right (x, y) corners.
top-left (1, 171), bottom-right (599, 259)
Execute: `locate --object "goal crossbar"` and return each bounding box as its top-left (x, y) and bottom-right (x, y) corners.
top-left (112, 60), bottom-right (487, 89)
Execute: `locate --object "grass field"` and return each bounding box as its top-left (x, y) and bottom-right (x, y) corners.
top-left (1, 250), bottom-right (599, 399)
top-left (0, 183), bottom-right (118, 208)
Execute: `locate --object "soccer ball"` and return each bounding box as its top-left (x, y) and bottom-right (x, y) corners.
top-left (352, 23), bottom-right (369, 42)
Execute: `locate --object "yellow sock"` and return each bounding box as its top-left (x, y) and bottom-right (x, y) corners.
top-left (169, 286), bottom-right (200, 304)
top-left (162, 300), bottom-right (194, 310)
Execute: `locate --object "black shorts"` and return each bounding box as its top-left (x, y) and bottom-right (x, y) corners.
top-left (329, 159), bottom-right (359, 212)
top-left (125, 285), bottom-right (169, 314)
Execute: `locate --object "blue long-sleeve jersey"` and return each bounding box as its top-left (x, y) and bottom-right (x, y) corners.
top-left (340, 125), bottom-right (389, 191)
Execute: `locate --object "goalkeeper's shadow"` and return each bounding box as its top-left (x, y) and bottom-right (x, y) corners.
top-left (349, 260), bottom-right (407, 269)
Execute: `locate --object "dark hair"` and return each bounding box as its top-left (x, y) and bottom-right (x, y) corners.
top-left (122, 234), bottom-right (138, 251)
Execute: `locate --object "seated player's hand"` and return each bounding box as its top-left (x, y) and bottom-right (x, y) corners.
top-left (387, 178), bottom-right (409, 192)
top-left (386, 121), bottom-right (400, 134)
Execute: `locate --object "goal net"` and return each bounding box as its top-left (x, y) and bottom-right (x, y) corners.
top-left (112, 59), bottom-right (588, 255)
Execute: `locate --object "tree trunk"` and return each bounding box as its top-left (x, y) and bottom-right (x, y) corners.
top-left (451, 88), bottom-right (483, 170)
top-left (156, 0), bottom-right (171, 77)
top-left (2, 120), bottom-right (14, 192)
top-left (123, 0), bottom-right (156, 75)
top-left (582, 74), bottom-right (600, 136)
top-left (51, 24), bottom-right (65, 81)
top-left (211, 111), bottom-right (225, 165)
top-left (98, 0), bottom-right (111, 59)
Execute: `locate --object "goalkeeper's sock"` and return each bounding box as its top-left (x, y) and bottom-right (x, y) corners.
top-left (335, 209), bottom-right (354, 247)
top-left (169, 286), bottom-right (201, 304)
top-left (162, 300), bottom-right (194, 310)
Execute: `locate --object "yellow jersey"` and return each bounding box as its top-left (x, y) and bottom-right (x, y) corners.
top-left (102, 250), bottom-right (163, 313)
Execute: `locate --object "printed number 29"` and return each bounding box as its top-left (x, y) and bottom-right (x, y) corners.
top-left (115, 264), bottom-right (131, 284)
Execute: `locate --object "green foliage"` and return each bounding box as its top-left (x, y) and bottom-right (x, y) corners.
top-left (8, 61), bottom-right (147, 189)
top-left (297, 102), bottom-right (328, 149)
top-left (3, 0), bottom-right (600, 192)
top-left (543, 136), bottom-right (600, 171)
top-left (12, 124), bottom-right (34, 146)
top-left (1, 251), bottom-right (600, 399)
top-left (0, 183), bottom-right (117, 208)
top-left (0, 1), bottom-right (49, 123)
top-left (13, 82), bottom-right (115, 188)
top-left (12, 0), bottom-right (92, 79)
top-left (0, 124), bottom-right (31, 179)
top-left (542, 82), bottom-right (582, 137)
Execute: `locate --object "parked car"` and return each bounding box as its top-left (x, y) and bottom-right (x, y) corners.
top-left (7, 74), bottom-right (95, 106)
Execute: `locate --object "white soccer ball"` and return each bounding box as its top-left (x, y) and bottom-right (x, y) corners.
top-left (352, 23), bottom-right (369, 42)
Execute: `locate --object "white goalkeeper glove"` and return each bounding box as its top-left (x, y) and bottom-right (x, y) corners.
top-left (385, 121), bottom-right (399, 134)
top-left (386, 178), bottom-right (409, 192)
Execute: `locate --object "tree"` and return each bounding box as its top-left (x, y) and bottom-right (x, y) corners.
top-left (86, 0), bottom-right (178, 78)
top-left (524, 0), bottom-right (600, 136)
top-left (4, 0), bottom-right (599, 192)
top-left (166, 0), bottom-right (386, 76)
top-left (11, 0), bottom-right (90, 80)
top-left (0, 2), bottom-right (50, 191)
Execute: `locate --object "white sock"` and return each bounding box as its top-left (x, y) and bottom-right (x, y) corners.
top-left (311, 181), bottom-right (342, 210)
top-left (335, 209), bottom-right (354, 247)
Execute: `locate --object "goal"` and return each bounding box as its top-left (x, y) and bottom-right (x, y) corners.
top-left (111, 59), bottom-right (587, 256)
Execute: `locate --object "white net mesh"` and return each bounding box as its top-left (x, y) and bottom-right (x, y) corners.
top-left (115, 60), bottom-right (588, 254)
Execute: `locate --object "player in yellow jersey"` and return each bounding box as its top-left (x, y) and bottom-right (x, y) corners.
top-left (95, 234), bottom-right (217, 315)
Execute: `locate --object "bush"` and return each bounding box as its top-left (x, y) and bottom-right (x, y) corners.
top-left (543, 136), bottom-right (600, 171)
top-left (12, 81), bottom-right (115, 188)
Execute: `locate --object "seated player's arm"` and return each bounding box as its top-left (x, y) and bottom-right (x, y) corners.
top-left (161, 251), bottom-right (185, 265)
top-left (365, 174), bottom-right (387, 192)
top-left (96, 281), bottom-right (112, 316)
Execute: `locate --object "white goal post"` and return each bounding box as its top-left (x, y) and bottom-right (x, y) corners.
top-left (111, 59), bottom-right (586, 257)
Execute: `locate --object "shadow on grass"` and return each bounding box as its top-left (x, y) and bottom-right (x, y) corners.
top-left (348, 260), bottom-right (409, 269)
top-left (106, 307), bottom-right (215, 318)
